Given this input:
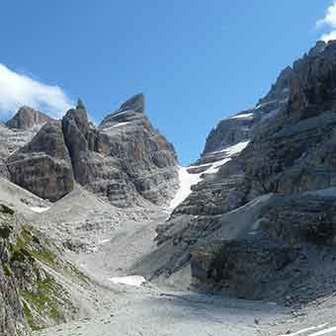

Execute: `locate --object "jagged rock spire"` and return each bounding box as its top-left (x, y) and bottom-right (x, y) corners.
top-left (120, 93), bottom-right (145, 114)
top-left (76, 98), bottom-right (86, 110)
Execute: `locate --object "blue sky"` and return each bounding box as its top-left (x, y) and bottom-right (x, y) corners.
top-left (0, 0), bottom-right (335, 164)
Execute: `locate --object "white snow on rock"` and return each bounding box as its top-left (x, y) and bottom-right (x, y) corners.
top-left (210, 140), bottom-right (250, 155)
top-left (169, 167), bottom-right (202, 210)
top-left (204, 140), bottom-right (250, 174)
top-left (205, 157), bottom-right (232, 174)
top-left (29, 206), bottom-right (50, 213)
top-left (278, 324), bottom-right (328, 336)
top-left (169, 141), bottom-right (250, 210)
top-left (102, 122), bottom-right (130, 131)
top-left (109, 275), bottom-right (146, 287)
top-left (230, 112), bottom-right (254, 120)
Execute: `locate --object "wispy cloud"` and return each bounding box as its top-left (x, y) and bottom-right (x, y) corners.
top-left (0, 64), bottom-right (72, 119)
top-left (316, 1), bottom-right (336, 42)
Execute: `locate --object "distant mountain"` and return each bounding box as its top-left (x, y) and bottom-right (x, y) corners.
top-left (6, 106), bottom-right (55, 130)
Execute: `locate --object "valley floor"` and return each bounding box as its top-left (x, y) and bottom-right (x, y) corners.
top-left (32, 284), bottom-right (286, 336)
top-left (10, 185), bottom-right (336, 336)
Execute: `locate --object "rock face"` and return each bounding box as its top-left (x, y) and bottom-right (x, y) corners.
top-left (62, 99), bottom-right (100, 186)
top-left (197, 64), bottom-right (292, 166)
top-left (0, 205), bottom-right (28, 336)
top-left (0, 203), bottom-right (95, 334)
top-left (98, 94), bottom-right (178, 206)
top-left (62, 94), bottom-right (178, 207)
top-left (144, 41), bottom-right (336, 303)
top-left (6, 106), bottom-right (54, 130)
top-left (0, 107), bottom-right (56, 180)
top-left (6, 123), bottom-right (74, 202)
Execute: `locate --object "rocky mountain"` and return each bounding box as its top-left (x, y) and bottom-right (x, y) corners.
top-left (97, 94), bottom-right (178, 206)
top-left (6, 106), bottom-right (54, 130)
top-left (135, 40), bottom-right (336, 306)
top-left (0, 107), bottom-right (54, 180)
top-left (0, 94), bottom-right (179, 335)
top-left (3, 94), bottom-right (178, 207)
top-left (4, 40), bottom-right (336, 336)
top-left (7, 123), bottom-right (74, 202)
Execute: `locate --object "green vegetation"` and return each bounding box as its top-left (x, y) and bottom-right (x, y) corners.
top-left (0, 209), bottom-right (86, 332)
top-left (3, 263), bottom-right (12, 277)
top-left (21, 276), bottom-right (65, 330)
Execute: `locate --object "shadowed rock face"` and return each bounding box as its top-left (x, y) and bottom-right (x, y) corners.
top-left (62, 99), bottom-right (100, 186)
top-left (6, 123), bottom-right (74, 202)
top-left (6, 106), bottom-right (54, 130)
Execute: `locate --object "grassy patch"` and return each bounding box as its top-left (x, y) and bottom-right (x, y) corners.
top-left (21, 276), bottom-right (65, 331)
top-left (3, 263), bottom-right (12, 277)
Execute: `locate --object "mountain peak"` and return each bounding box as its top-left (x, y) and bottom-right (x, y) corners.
top-left (6, 106), bottom-right (54, 130)
top-left (119, 93), bottom-right (145, 114)
top-left (76, 98), bottom-right (86, 110)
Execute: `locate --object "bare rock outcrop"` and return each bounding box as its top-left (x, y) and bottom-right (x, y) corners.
top-left (98, 93), bottom-right (178, 206)
top-left (6, 106), bottom-right (54, 130)
top-left (145, 41), bottom-right (336, 304)
top-left (6, 123), bottom-right (74, 202)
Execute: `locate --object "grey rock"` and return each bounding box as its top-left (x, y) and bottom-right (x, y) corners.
top-left (5, 95), bottom-right (178, 207)
top-left (6, 123), bottom-right (74, 201)
top-left (191, 239), bottom-right (299, 299)
top-left (6, 106), bottom-right (54, 130)
top-left (62, 99), bottom-right (100, 186)
top-left (0, 203), bottom-right (94, 334)
top-left (98, 94), bottom-right (178, 206)
top-left (146, 41), bottom-right (336, 305)
top-left (60, 94), bottom-right (178, 207)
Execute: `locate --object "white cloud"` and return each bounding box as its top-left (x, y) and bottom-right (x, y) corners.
top-left (0, 64), bottom-right (72, 119)
top-left (317, 1), bottom-right (336, 42)
top-left (321, 30), bottom-right (336, 42)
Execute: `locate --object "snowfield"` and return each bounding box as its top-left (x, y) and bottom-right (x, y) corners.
top-left (169, 166), bottom-right (202, 209)
top-left (109, 275), bottom-right (146, 287)
top-left (170, 141), bottom-right (250, 209)
top-left (230, 112), bottom-right (254, 119)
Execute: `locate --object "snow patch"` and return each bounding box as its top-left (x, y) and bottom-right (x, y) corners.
top-left (102, 122), bottom-right (130, 131)
top-left (230, 113), bottom-right (254, 120)
top-left (278, 324), bottom-right (328, 336)
top-left (255, 99), bottom-right (278, 110)
top-left (210, 140), bottom-right (250, 155)
top-left (109, 275), bottom-right (146, 287)
top-left (111, 121), bottom-right (130, 128)
top-left (205, 157), bottom-right (232, 174)
top-left (169, 167), bottom-right (202, 210)
top-left (111, 109), bottom-right (132, 117)
top-left (99, 239), bottom-right (111, 245)
top-left (29, 206), bottom-right (50, 213)
top-left (309, 326), bottom-right (336, 335)
top-left (169, 141), bottom-right (250, 209)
